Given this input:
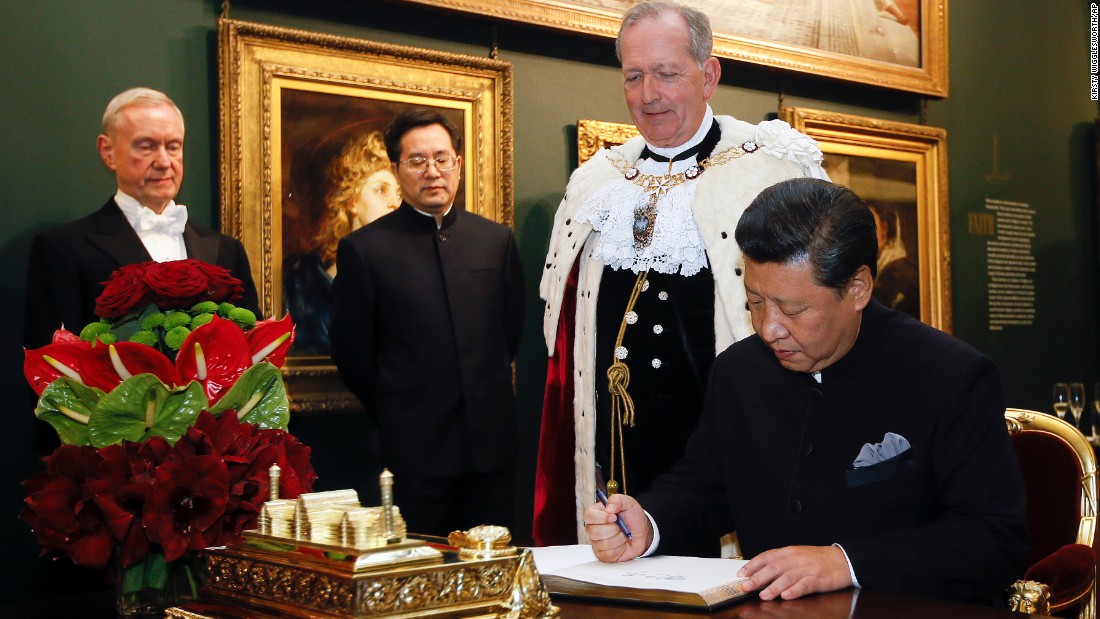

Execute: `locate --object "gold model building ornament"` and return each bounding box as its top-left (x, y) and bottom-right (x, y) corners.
top-left (167, 468), bottom-right (558, 618)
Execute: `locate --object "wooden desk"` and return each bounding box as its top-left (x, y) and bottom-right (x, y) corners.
top-left (1, 586), bottom-right (1024, 618)
top-left (553, 589), bottom-right (1024, 619)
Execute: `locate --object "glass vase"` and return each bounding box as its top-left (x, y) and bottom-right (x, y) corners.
top-left (115, 550), bottom-right (201, 617)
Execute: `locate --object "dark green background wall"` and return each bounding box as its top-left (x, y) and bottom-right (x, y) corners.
top-left (1, 0), bottom-right (1095, 609)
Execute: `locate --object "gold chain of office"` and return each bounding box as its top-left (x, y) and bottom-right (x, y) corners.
top-left (603, 140), bottom-right (759, 496)
top-left (607, 141), bottom-right (759, 251)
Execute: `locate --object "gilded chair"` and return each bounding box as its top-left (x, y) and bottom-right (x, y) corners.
top-left (1005, 408), bottom-right (1097, 617)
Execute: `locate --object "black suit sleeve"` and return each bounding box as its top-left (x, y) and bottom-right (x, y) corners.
top-left (24, 232), bottom-right (84, 348)
top-left (330, 237), bottom-right (377, 418)
top-left (838, 356), bottom-right (1027, 604)
top-left (503, 231), bottom-right (524, 361)
top-left (227, 238), bottom-right (260, 317)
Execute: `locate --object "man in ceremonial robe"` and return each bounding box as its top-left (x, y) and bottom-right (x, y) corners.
top-left (23, 87), bottom-right (258, 348)
top-left (533, 0), bottom-right (827, 546)
top-left (585, 178), bottom-right (1028, 606)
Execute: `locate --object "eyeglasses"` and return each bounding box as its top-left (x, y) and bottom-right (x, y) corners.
top-left (399, 155), bottom-right (459, 174)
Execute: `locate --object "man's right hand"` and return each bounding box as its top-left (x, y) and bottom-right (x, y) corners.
top-left (582, 493), bottom-right (653, 563)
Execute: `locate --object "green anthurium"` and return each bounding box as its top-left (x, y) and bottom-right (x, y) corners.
top-left (34, 378), bottom-right (105, 446)
top-left (208, 363), bottom-right (290, 430)
top-left (87, 374), bottom-right (209, 448)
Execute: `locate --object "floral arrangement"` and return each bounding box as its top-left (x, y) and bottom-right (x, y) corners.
top-left (20, 259), bottom-right (316, 608)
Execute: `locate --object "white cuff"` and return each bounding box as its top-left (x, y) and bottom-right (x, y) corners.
top-left (833, 542), bottom-right (861, 588)
top-left (641, 510), bottom-right (661, 557)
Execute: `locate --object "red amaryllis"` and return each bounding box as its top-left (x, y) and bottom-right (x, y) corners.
top-left (143, 452), bottom-right (230, 562)
top-left (96, 264), bottom-right (150, 320)
top-left (268, 431), bottom-right (316, 499)
top-left (174, 412), bottom-right (316, 542)
top-left (20, 445), bottom-right (115, 569)
top-left (88, 441), bottom-right (162, 568)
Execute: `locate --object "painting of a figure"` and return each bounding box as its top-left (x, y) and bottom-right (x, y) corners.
top-left (582, 0), bottom-right (920, 66)
top-left (278, 86), bottom-right (466, 355)
top-left (825, 154), bottom-right (920, 319)
top-left (403, 0), bottom-right (944, 94)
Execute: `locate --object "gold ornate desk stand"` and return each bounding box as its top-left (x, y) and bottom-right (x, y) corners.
top-left (167, 468), bottom-right (558, 619)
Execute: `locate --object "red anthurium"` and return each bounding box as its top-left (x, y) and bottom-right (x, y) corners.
top-left (80, 342), bottom-right (182, 393)
top-left (24, 338), bottom-right (91, 396)
top-left (176, 316), bottom-right (251, 404)
top-left (144, 453), bottom-right (230, 562)
top-left (52, 328), bottom-right (84, 345)
top-left (246, 314), bottom-right (296, 368)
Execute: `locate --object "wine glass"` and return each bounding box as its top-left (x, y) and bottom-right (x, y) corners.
top-left (1052, 383), bottom-right (1070, 420)
top-left (1069, 382), bottom-right (1086, 431)
top-left (1093, 383), bottom-right (1100, 438)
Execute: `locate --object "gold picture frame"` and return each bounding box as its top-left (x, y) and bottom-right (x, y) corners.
top-left (402, 0), bottom-right (948, 96)
top-left (577, 119), bottom-right (638, 166)
top-left (781, 107), bottom-right (950, 332)
top-left (218, 19), bottom-right (514, 412)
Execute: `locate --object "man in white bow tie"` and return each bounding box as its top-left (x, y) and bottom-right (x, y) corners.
top-left (23, 87), bottom-right (258, 348)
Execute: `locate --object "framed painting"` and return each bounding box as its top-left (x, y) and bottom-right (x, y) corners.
top-left (219, 19), bottom-right (514, 412)
top-left (577, 119), bottom-right (639, 166)
top-left (401, 0), bottom-right (948, 96)
top-left (782, 107), bottom-right (950, 332)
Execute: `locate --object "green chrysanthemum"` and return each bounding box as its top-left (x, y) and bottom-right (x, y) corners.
top-left (128, 330), bottom-right (160, 347)
top-left (79, 321), bottom-right (112, 343)
top-left (140, 312), bottom-right (166, 330)
top-left (190, 313), bottom-right (215, 330)
top-left (228, 308), bottom-right (257, 328)
top-left (163, 311), bottom-right (191, 330)
top-left (164, 326), bottom-right (191, 350)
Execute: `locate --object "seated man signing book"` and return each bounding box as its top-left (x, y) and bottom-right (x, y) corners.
top-left (584, 178), bottom-right (1028, 607)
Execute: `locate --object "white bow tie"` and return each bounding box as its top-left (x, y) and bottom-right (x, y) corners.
top-left (134, 203), bottom-right (188, 235)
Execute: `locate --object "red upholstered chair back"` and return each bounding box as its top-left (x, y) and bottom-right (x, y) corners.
top-left (1007, 409), bottom-right (1096, 567)
top-left (1005, 409), bottom-right (1097, 616)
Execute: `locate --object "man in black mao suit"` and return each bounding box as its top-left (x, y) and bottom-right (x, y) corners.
top-left (23, 87), bottom-right (258, 349)
top-left (586, 179), bottom-right (1027, 607)
top-left (331, 109), bottom-right (524, 537)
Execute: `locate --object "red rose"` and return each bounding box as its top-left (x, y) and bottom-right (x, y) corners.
top-left (95, 263), bottom-right (150, 319)
top-left (193, 261), bottom-right (244, 304)
top-left (142, 260), bottom-right (210, 310)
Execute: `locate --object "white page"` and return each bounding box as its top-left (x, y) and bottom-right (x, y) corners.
top-left (530, 545), bottom-right (749, 594)
top-left (529, 544), bottom-right (598, 573)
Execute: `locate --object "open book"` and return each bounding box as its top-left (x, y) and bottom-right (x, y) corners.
top-left (530, 544), bottom-right (751, 609)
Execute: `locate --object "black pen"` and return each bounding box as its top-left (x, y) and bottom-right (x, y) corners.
top-left (595, 488), bottom-right (633, 540)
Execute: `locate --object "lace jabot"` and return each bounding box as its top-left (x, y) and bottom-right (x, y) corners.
top-left (574, 179), bottom-right (708, 276)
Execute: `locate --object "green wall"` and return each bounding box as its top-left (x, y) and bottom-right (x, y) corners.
top-left (1, 0), bottom-right (1095, 609)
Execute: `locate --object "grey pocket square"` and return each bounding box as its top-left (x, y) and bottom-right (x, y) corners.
top-left (853, 432), bottom-right (911, 468)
